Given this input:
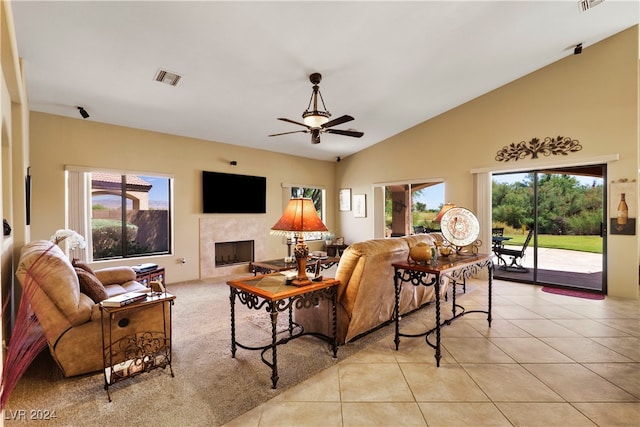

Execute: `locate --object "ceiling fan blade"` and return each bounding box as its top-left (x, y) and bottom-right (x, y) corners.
top-left (268, 130), bottom-right (308, 137)
top-left (277, 117), bottom-right (309, 128)
top-left (325, 128), bottom-right (364, 138)
top-left (322, 114), bottom-right (354, 129)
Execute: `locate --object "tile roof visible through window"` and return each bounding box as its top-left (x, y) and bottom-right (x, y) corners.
top-left (91, 172), bottom-right (152, 192)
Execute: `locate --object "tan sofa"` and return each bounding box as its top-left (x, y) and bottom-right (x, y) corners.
top-left (15, 240), bottom-right (166, 377)
top-left (296, 233), bottom-right (448, 344)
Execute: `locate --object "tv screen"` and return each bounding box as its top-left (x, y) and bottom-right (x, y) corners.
top-left (202, 171), bottom-right (266, 214)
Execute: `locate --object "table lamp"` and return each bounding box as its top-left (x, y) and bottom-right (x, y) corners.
top-left (433, 202), bottom-right (456, 223)
top-left (271, 198), bottom-right (328, 286)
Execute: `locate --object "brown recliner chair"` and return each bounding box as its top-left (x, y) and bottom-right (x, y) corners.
top-left (15, 240), bottom-right (166, 377)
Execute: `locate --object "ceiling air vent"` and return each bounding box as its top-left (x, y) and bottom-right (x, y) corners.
top-left (154, 69), bottom-right (182, 86)
top-left (578, 0), bottom-right (604, 12)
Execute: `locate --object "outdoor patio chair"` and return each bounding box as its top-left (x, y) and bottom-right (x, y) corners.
top-left (494, 228), bottom-right (533, 271)
top-left (492, 227), bottom-right (505, 249)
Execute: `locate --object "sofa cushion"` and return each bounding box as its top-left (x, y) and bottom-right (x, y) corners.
top-left (72, 258), bottom-right (94, 275)
top-left (94, 266), bottom-right (136, 286)
top-left (75, 267), bottom-right (108, 303)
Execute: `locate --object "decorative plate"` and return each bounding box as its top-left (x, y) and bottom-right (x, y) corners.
top-left (440, 207), bottom-right (480, 247)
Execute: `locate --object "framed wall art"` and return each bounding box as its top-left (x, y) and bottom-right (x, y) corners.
top-left (610, 180), bottom-right (636, 236)
top-left (339, 188), bottom-right (351, 211)
top-left (353, 194), bottom-right (366, 218)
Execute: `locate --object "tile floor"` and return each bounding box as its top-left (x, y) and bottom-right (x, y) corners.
top-left (224, 279), bottom-right (639, 426)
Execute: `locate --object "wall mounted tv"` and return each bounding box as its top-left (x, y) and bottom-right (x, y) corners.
top-left (202, 171), bottom-right (266, 214)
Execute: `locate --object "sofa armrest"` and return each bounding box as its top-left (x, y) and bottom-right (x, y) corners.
top-left (94, 266), bottom-right (136, 286)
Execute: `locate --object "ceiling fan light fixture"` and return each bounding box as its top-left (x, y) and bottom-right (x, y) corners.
top-left (302, 110), bottom-right (330, 128)
top-left (269, 72), bottom-right (363, 145)
top-left (303, 73), bottom-right (331, 128)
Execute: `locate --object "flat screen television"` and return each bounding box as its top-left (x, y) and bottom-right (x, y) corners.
top-left (202, 171), bottom-right (266, 214)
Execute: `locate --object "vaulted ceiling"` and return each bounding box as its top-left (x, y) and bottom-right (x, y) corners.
top-left (11, 1), bottom-right (639, 162)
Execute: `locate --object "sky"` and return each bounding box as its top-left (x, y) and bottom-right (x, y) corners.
top-left (413, 184), bottom-right (445, 211)
top-left (144, 176), bottom-right (170, 202)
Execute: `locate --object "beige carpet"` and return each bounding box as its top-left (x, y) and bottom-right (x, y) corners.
top-left (4, 275), bottom-right (396, 426)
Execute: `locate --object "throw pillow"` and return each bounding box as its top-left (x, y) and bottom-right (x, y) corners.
top-left (75, 267), bottom-right (108, 303)
top-left (72, 258), bottom-right (95, 275)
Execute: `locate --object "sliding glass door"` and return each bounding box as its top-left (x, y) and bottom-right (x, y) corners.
top-left (492, 165), bottom-right (606, 292)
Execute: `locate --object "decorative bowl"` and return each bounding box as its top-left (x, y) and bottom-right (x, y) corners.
top-left (439, 246), bottom-right (453, 257)
top-left (409, 242), bottom-right (433, 263)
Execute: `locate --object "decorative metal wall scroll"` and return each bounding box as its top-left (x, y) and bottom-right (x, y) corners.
top-left (495, 136), bottom-right (582, 162)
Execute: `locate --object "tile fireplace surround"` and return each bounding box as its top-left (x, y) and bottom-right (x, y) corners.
top-left (199, 217), bottom-right (266, 278)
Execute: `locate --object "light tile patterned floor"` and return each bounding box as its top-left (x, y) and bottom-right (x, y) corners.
top-left (224, 279), bottom-right (640, 427)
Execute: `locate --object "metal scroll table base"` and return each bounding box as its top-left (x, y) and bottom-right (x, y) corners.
top-left (393, 256), bottom-right (493, 366)
top-left (229, 285), bottom-right (338, 388)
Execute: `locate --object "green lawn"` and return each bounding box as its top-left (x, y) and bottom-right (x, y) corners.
top-left (505, 233), bottom-right (603, 254)
top-left (410, 211), bottom-right (603, 254)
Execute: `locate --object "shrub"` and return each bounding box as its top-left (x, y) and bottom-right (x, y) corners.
top-left (92, 219), bottom-right (138, 259)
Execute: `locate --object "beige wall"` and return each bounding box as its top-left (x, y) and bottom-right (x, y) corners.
top-left (1, 0), bottom-right (31, 381)
top-left (28, 113), bottom-right (336, 283)
top-left (336, 26), bottom-right (639, 298)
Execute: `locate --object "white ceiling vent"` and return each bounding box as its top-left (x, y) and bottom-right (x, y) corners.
top-left (154, 69), bottom-right (182, 86)
top-left (578, 0), bottom-right (604, 12)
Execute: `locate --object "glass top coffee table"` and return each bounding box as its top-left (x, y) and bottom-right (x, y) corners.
top-left (250, 256), bottom-right (339, 275)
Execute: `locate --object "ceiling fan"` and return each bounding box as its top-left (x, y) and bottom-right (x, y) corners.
top-left (268, 73), bottom-right (364, 144)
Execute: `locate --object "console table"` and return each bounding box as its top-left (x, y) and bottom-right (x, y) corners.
top-left (100, 292), bottom-right (175, 401)
top-left (392, 253), bottom-right (493, 366)
top-left (227, 274), bottom-right (339, 388)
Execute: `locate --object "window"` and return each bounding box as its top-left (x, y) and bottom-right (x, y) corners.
top-left (290, 186), bottom-right (326, 240)
top-left (66, 168), bottom-right (172, 261)
top-left (384, 181), bottom-right (444, 236)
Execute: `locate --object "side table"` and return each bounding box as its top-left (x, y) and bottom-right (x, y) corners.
top-left (134, 266), bottom-right (165, 288)
top-left (325, 243), bottom-right (348, 257)
top-left (100, 292), bottom-right (176, 401)
top-left (227, 274), bottom-right (339, 388)
top-left (392, 254), bottom-right (493, 366)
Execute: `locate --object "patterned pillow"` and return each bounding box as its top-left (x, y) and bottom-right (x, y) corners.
top-left (75, 267), bottom-right (108, 303)
top-left (72, 258), bottom-right (95, 275)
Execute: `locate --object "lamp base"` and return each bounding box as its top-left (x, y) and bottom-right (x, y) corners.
top-left (291, 278), bottom-right (312, 287)
top-left (292, 241), bottom-right (311, 286)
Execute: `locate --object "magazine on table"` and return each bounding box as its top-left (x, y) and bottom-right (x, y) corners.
top-left (101, 292), bottom-right (148, 307)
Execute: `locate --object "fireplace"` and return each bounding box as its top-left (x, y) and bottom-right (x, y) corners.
top-left (215, 240), bottom-right (254, 267)
top-left (199, 217), bottom-right (266, 278)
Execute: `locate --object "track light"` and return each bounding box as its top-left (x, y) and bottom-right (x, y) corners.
top-left (77, 107), bottom-right (89, 119)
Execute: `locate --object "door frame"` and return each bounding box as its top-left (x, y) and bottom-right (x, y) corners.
top-left (472, 155), bottom-right (617, 292)
top-left (492, 166), bottom-right (607, 293)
